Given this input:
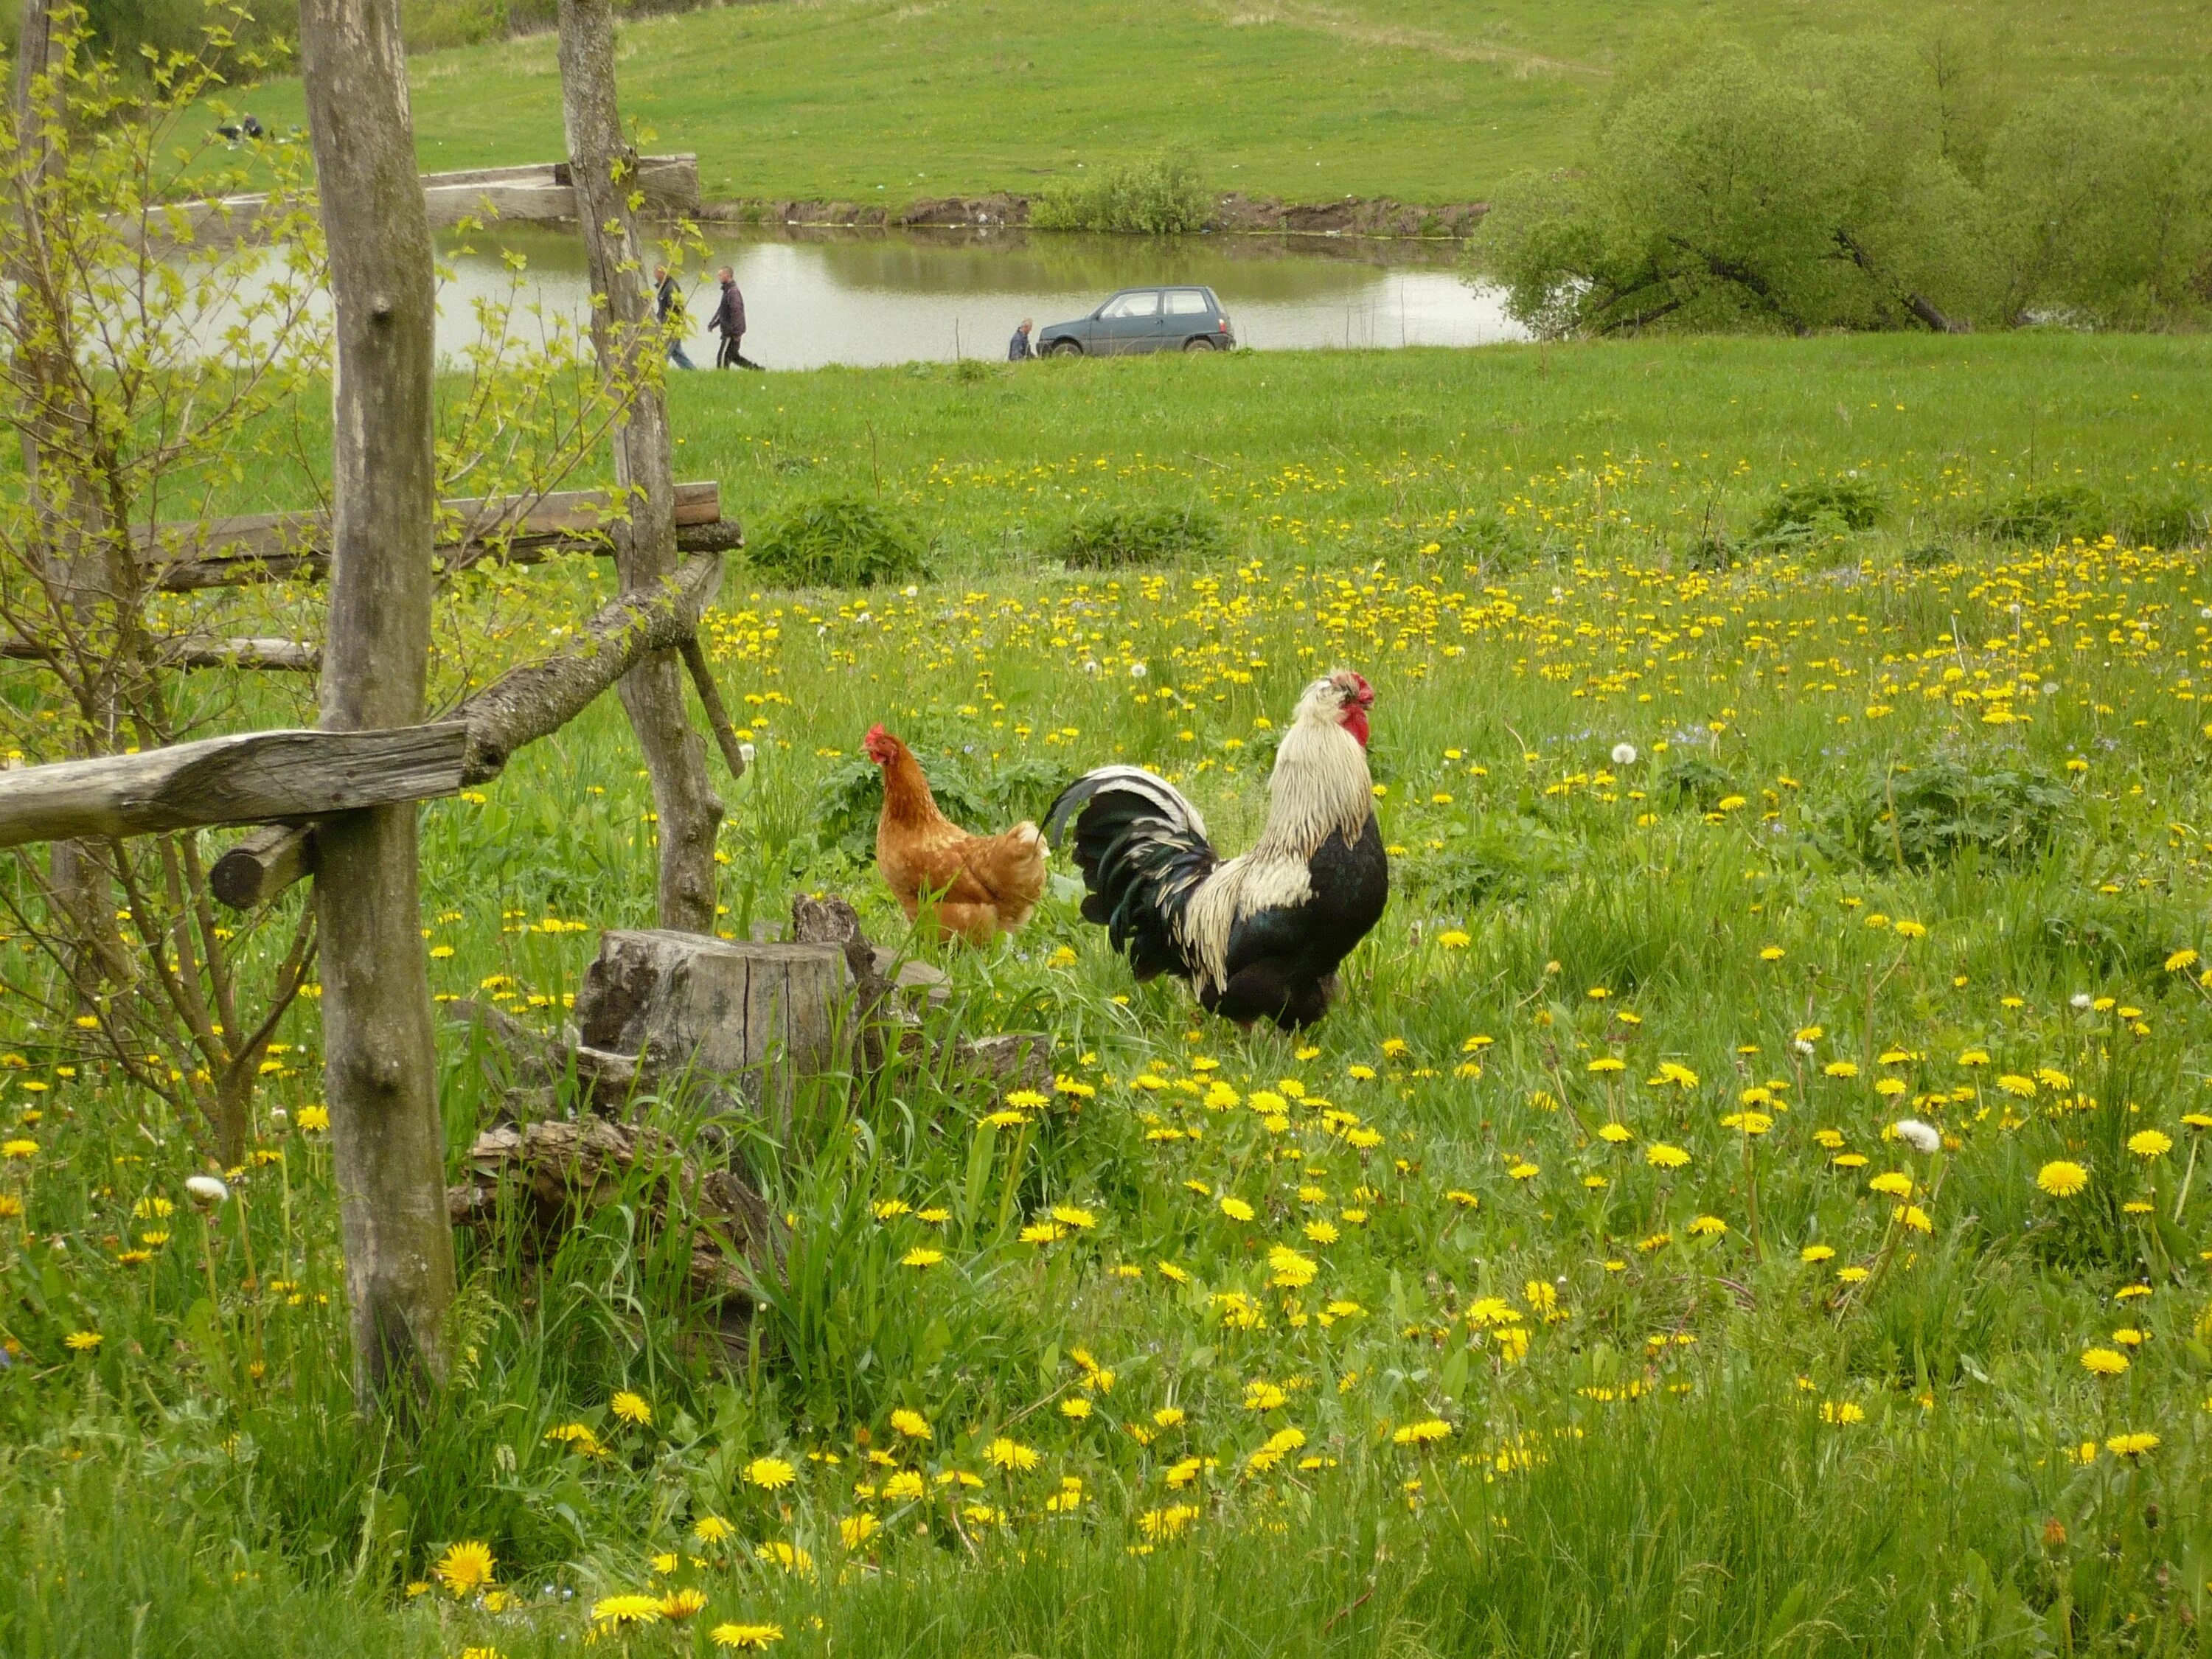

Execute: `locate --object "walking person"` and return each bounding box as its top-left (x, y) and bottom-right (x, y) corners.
top-left (654, 264), bottom-right (695, 369)
top-left (1008, 317), bottom-right (1034, 361)
top-left (709, 267), bottom-right (760, 369)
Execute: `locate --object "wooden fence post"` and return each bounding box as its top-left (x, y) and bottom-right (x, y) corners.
top-left (556, 0), bottom-right (724, 935)
top-left (296, 0), bottom-right (456, 1405)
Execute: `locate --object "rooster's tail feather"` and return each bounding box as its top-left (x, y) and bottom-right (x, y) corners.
top-left (1046, 767), bottom-right (1217, 980)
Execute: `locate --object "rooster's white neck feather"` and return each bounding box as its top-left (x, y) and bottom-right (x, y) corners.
top-left (1177, 679), bottom-right (1374, 991)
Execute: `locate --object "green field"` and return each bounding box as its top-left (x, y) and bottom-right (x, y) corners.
top-left (226, 0), bottom-right (2212, 207)
top-left (6, 334), bottom-right (2212, 1655)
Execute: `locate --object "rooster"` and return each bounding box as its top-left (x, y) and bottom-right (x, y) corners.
top-left (1046, 669), bottom-right (1386, 1029)
top-left (863, 725), bottom-right (1048, 944)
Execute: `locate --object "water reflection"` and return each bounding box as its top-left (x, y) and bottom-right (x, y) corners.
top-left (433, 225), bottom-right (1528, 367)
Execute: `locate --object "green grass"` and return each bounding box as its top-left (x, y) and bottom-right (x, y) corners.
top-left (5, 333), bottom-right (2212, 1655)
top-left (226, 0), bottom-right (2212, 207)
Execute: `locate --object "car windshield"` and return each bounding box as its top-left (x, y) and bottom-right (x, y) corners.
top-left (1099, 291), bottom-right (1160, 319)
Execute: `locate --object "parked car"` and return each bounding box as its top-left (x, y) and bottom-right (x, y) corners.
top-left (1037, 287), bottom-right (1236, 356)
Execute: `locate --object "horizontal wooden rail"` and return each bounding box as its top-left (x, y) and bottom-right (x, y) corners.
top-left (4, 554), bottom-right (725, 897)
top-left (0, 727), bottom-right (470, 849)
top-left (138, 481), bottom-right (727, 590)
top-left (3, 634), bottom-right (320, 671)
top-left (210, 822), bottom-right (318, 907)
top-left (146, 154), bottom-right (700, 244)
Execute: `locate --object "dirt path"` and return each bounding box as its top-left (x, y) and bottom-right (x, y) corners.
top-left (1217, 0), bottom-right (1612, 78)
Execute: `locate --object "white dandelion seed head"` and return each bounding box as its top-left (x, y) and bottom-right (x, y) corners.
top-left (2070, 992), bottom-right (2093, 1010)
top-left (184, 1175), bottom-right (229, 1208)
top-left (1792, 1038), bottom-right (1816, 1057)
top-left (739, 742), bottom-right (757, 769)
top-left (1893, 1119), bottom-right (1941, 1155)
top-left (1130, 661), bottom-right (1149, 678)
top-left (1611, 742), bottom-right (1638, 767)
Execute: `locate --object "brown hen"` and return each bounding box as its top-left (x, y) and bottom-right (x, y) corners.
top-left (863, 725), bottom-right (1047, 944)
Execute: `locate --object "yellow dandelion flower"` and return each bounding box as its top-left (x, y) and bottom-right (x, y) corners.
top-left (2037, 1161), bottom-right (2089, 1197)
top-left (434, 1541), bottom-right (495, 1599)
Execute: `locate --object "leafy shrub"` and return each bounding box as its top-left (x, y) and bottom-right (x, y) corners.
top-left (815, 746), bottom-right (1065, 857)
top-left (1655, 754), bottom-right (1738, 811)
top-left (1901, 540), bottom-right (1955, 569)
top-left (1682, 528), bottom-right (1736, 571)
top-left (1973, 483), bottom-right (2105, 546)
top-left (1830, 757), bottom-right (2073, 869)
top-left (1031, 152), bottom-right (1211, 234)
top-left (1750, 479), bottom-right (1883, 544)
top-left (1411, 814), bottom-right (1577, 906)
top-left (1974, 484), bottom-right (2205, 549)
top-left (1049, 504), bottom-right (1223, 568)
top-left (748, 493), bottom-right (929, 588)
top-left (2111, 490), bottom-right (2208, 549)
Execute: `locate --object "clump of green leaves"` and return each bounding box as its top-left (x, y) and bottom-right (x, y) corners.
top-left (1049, 504), bottom-right (1223, 568)
top-left (1655, 754), bottom-right (1738, 812)
top-left (1411, 813), bottom-right (1577, 906)
top-left (813, 743), bottom-right (1064, 856)
top-left (1031, 152), bottom-right (1211, 234)
top-left (1832, 757), bottom-right (2074, 869)
top-left (1973, 482), bottom-right (2107, 545)
top-left (1750, 479), bottom-right (1883, 544)
top-left (748, 493), bottom-right (930, 588)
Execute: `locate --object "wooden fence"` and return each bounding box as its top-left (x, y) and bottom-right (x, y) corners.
top-left (4, 0), bottom-right (742, 1410)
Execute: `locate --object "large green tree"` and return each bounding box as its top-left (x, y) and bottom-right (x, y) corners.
top-left (1477, 41), bottom-right (2211, 337)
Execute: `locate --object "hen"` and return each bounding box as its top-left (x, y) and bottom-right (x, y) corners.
top-left (1046, 668), bottom-right (1387, 1029)
top-left (863, 725), bottom-right (1048, 944)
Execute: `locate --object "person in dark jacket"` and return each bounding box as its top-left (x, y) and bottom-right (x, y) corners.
top-left (654, 265), bottom-right (695, 369)
top-left (1008, 318), bottom-right (1034, 361)
top-left (709, 267), bottom-right (760, 369)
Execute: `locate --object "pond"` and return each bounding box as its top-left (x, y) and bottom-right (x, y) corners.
top-left (430, 224), bottom-right (1529, 368)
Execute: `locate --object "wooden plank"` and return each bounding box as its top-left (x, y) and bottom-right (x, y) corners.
top-left (0, 726), bottom-right (468, 849)
top-left (136, 481), bottom-right (721, 574)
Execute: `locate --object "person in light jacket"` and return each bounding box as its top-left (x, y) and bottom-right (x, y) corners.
top-left (654, 265), bottom-right (695, 369)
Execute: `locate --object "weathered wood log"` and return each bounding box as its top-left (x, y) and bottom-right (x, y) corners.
top-left (561, 0), bottom-right (723, 938)
top-left (209, 824), bottom-right (316, 908)
top-left (202, 554), bottom-right (721, 910)
top-left (1, 634), bottom-right (319, 672)
top-left (454, 551), bottom-right (720, 785)
top-left (300, 0), bottom-right (458, 1406)
top-left (136, 481), bottom-right (724, 588)
top-left (573, 930), bottom-right (852, 1125)
top-left (147, 513), bottom-right (739, 591)
top-left (0, 726), bottom-right (468, 849)
top-left (678, 636), bottom-right (751, 780)
top-left (144, 154), bottom-right (702, 247)
top-left (445, 1116), bottom-right (778, 1310)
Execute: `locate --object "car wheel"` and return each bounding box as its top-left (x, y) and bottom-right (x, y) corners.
top-left (1182, 336), bottom-right (1220, 353)
top-left (1047, 339), bottom-right (1083, 358)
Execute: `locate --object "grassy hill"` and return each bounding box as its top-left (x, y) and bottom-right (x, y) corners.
top-left (232, 0), bottom-right (2211, 209)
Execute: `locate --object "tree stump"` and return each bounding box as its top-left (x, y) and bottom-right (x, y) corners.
top-left (572, 929), bottom-right (852, 1126)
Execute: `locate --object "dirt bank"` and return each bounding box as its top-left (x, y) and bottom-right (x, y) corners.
top-left (695, 191), bottom-right (1486, 239)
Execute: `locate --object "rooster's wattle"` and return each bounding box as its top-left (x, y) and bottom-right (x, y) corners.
top-left (1045, 669), bottom-right (1387, 1029)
